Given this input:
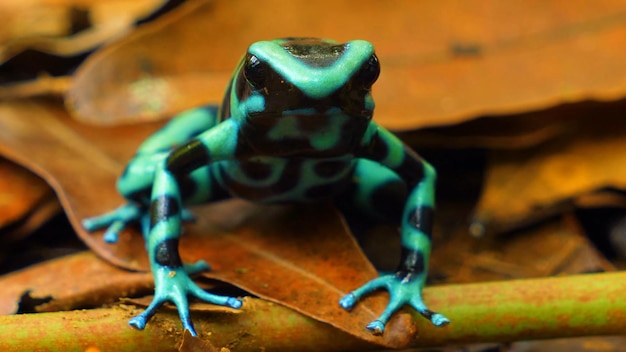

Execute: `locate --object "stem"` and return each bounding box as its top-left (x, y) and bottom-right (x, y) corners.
top-left (0, 272), bottom-right (624, 351)
top-left (416, 271), bottom-right (626, 346)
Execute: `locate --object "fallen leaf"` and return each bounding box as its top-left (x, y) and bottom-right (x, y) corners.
top-left (431, 215), bottom-right (615, 283)
top-left (0, 251), bottom-right (153, 315)
top-left (401, 104), bottom-right (576, 149)
top-left (0, 158), bottom-right (59, 241)
top-left (67, 0), bottom-right (626, 130)
top-left (472, 101), bottom-right (626, 234)
top-left (0, 0), bottom-right (169, 64)
top-left (0, 76), bottom-right (72, 100)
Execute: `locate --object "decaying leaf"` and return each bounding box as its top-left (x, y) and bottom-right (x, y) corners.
top-left (401, 104), bottom-right (577, 150)
top-left (431, 215), bottom-right (614, 285)
top-left (0, 0), bottom-right (169, 64)
top-left (66, 0), bottom-right (626, 130)
top-left (473, 101), bottom-right (626, 234)
top-left (0, 76), bottom-right (72, 101)
top-left (4, 2), bottom-right (626, 349)
top-left (0, 158), bottom-right (59, 242)
top-left (0, 251), bottom-right (153, 315)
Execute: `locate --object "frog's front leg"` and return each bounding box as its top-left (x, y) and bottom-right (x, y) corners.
top-left (339, 124), bottom-right (449, 335)
top-left (128, 162), bottom-right (242, 335)
top-left (129, 119), bottom-right (248, 335)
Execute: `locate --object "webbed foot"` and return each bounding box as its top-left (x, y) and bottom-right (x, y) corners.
top-left (82, 203), bottom-right (197, 243)
top-left (129, 260), bottom-right (242, 336)
top-left (82, 203), bottom-right (144, 243)
top-left (339, 273), bottom-right (449, 335)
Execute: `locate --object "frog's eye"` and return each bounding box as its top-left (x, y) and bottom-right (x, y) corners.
top-left (352, 54), bottom-right (380, 87)
top-left (243, 54), bottom-right (268, 89)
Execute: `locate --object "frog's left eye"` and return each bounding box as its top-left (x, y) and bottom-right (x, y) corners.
top-left (243, 54), bottom-right (268, 89)
top-left (352, 54), bottom-right (380, 87)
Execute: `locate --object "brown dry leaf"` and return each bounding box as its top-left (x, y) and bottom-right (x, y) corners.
top-left (430, 214), bottom-right (614, 285)
top-left (0, 251), bottom-right (153, 315)
top-left (67, 0), bottom-right (626, 129)
top-left (0, 99), bottom-right (417, 349)
top-left (179, 329), bottom-right (219, 352)
top-left (0, 0), bottom-right (169, 64)
top-left (0, 76), bottom-right (72, 101)
top-left (401, 104), bottom-right (578, 150)
top-left (0, 158), bottom-right (59, 241)
top-left (473, 101), bottom-right (626, 234)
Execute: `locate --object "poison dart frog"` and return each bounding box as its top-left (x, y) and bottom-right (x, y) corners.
top-left (83, 38), bottom-right (450, 336)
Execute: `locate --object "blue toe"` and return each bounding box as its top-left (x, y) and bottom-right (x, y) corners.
top-left (339, 293), bottom-right (357, 310)
top-left (227, 297), bottom-right (243, 309)
top-left (181, 320), bottom-right (197, 336)
top-left (431, 313), bottom-right (450, 327)
top-left (103, 230), bottom-right (119, 243)
top-left (128, 315), bottom-right (147, 330)
top-left (365, 320), bottom-right (385, 335)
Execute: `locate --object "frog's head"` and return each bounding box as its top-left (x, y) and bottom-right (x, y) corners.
top-left (224, 38), bottom-right (380, 156)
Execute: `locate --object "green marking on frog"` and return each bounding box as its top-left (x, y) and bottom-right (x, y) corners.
top-left (82, 38), bottom-right (448, 337)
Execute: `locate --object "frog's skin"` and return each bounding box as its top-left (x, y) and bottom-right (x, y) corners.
top-left (83, 38), bottom-right (449, 336)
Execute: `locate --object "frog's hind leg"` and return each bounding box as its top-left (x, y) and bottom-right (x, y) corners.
top-left (336, 158), bottom-right (449, 334)
top-left (82, 106), bottom-right (222, 243)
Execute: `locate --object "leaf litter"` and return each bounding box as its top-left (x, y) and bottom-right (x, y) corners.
top-left (2, 0), bottom-right (626, 350)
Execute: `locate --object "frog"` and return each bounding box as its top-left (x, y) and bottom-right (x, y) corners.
top-left (82, 37), bottom-right (450, 336)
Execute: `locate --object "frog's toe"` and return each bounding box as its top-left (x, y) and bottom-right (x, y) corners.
top-left (81, 217), bottom-right (101, 232)
top-left (128, 314), bottom-right (148, 331)
top-left (430, 313), bottom-right (450, 327)
top-left (83, 203), bottom-right (144, 242)
top-left (188, 282), bottom-right (242, 309)
top-left (102, 221), bottom-right (126, 243)
top-left (365, 320), bottom-right (386, 335)
top-left (339, 276), bottom-right (387, 311)
top-left (413, 304), bottom-right (450, 327)
top-left (339, 293), bottom-right (358, 310)
top-left (183, 260), bottom-right (211, 274)
top-left (128, 295), bottom-right (167, 331)
top-left (226, 297), bottom-right (243, 309)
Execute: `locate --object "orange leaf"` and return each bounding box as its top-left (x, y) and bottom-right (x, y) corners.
top-left (0, 0), bottom-right (169, 63)
top-left (0, 251), bottom-right (153, 315)
top-left (67, 0), bottom-right (626, 130)
top-left (0, 158), bottom-right (59, 241)
top-left (473, 102), bottom-right (626, 234)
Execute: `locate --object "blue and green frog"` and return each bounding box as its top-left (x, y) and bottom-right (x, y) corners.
top-left (83, 38), bottom-right (449, 336)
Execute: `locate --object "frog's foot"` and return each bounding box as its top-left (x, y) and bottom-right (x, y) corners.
top-left (339, 273), bottom-right (449, 335)
top-left (82, 204), bottom-right (196, 243)
top-left (82, 203), bottom-right (144, 243)
top-left (128, 261), bottom-right (243, 336)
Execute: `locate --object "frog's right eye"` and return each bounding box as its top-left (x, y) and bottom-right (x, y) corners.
top-left (352, 54), bottom-right (380, 88)
top-left (243, 54), bottom-right (268, 89)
